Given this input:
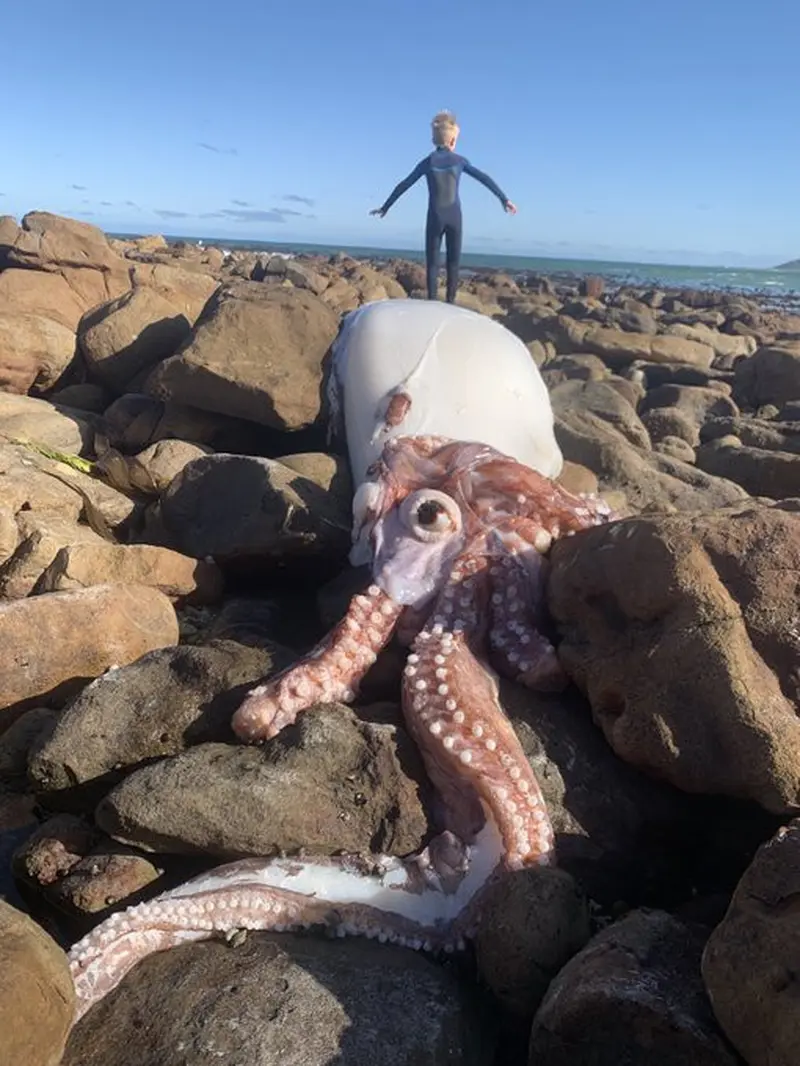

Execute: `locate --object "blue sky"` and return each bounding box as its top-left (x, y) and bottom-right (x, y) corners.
top-left (3, 0), bottom-right (799, 266)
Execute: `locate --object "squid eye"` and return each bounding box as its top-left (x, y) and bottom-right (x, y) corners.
top-left (399, 490), bottom-right (462, 542)
top-left (417, 499), bottom-right (447, 529)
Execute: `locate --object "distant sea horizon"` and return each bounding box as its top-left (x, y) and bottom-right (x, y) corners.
top-left (110, 231), bottom-right (800, 303)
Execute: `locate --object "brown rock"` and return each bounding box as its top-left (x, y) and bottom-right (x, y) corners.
top-left (0, 392), bottom-right (95, 454)
top-left (666, 321), bottom-right (757, 359)
top-left (0, 312), bottom-right (77, 394)
top-left (392, 259), bottom-right (427, 293)
top-left (0, 513), bottom-right (107, 600)
top-left (12, 815), bottom-right (98, 887)
top-left (0, 440), bottom-right (139, 534)
top-left (554, 408), bottom-right (747, 514)
top-left (548, 504), bottom-right (800, 812)
top-left (701, 415), bottom-right (800, 454)
top-left (63, 935), bottom-right (488, 1066)
top-left (79, 287), bottom-right (192, 392)
top-left (126, 438), bottom-right (212, 495)
top-left (33, 542), bottom-right (224, 604)
top-left (0, 707), bottom-right (56, 779)
top-left (0, 900), bottom-right (75, 1066)
top-left (474, 867), bottom-right (591, 1017)
top-left (0, 584), bottom-right (178, 717)
top-left (640, 382), bottom-right (739, 426)
top-left (579, 275), bottom-right (604, 298)
top-left (146, 283), bottom-right (339, 431)
top-left (702, 818), bottom-right (800, 1066)
top-left (734, 343), bottom-right (800, 407)
top-left (320, 277), bottom-right (360, 314)
top-left (96, 706), bottom-right (429, 859)
top-left (550, 380), bottom-right (651, 450)
top-left (654, 436), bottom-right (697, 463)
top-left (3, 211), bottom-right (126, 276)
top-left (130, 262), bottom-right (218, 324)
top-left (566, 323), bottom-right (715, 368)
top-left (158, 451), bottom-right (352, 566)
top-left (529, 910), bottom-right (739, 1066)
top-left (0, 503), bottom-right (18, 565)
top-left (46, 382), bottom-right (110, 413)
top-left (0, 268), bottom-right (87, 330)
top-left (556, 460), bottom-right (599, 496)
top-left (696, 438), bottom-right (800, 499)
top-left (28, 640), bottom-right (292, 795)
top-left (46, 845), bottom-right (163, 916)
top-left (641, 406), bottom-right (701, 446)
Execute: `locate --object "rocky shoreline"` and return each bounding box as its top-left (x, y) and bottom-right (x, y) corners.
top-left (2, 210), bottom-right (800, 1065)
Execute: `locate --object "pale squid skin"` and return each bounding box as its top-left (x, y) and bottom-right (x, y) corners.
top-left (69, 301), bottom-right (614, 1024)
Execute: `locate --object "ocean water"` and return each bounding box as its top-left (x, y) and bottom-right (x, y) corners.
top-left (151, 233), bottom-right (800, 302)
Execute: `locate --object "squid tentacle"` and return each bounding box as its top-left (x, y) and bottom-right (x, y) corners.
top-left (232, 584), bottom-right (402, 743)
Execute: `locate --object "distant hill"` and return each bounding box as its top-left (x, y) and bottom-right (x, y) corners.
top-left (776, 259), bottom-right (800, 270)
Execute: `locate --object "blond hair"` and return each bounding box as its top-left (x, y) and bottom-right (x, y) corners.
top-left (431, 110), bottom-right (460, 147)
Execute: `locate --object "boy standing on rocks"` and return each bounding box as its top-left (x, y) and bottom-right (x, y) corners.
top-left (371, 110), bottom-right (517, 304)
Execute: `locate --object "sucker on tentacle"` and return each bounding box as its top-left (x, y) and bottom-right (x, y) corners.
top-left (67, 433), bottom-right (614, 1024)
top-left (232, 584), bottom-right (402, 743)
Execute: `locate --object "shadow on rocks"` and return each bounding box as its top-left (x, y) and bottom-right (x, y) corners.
top-left (63, 934), bottom-right (497, 1066)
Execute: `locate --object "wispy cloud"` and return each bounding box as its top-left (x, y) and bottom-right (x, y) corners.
top-left (284, 194), bottom-right (315, 207)
top-left (78, 211), bottom-right (95, 217)
top-left (71, 184), bottom-right (88, 191)
top-left (154, 209), bottom-right (191, 219)
top-left (219, 208), bottom-right (287, 223)
top-left (200, 212), bottom-right (224, 219)
top-left (197, 142), bottom-right (238, 156)
top-left (100, 201), bottom-right (114, 207)
top-left (124, 201), bottom-right (141, 209)
top-left (231, 199), bottom-right (251, 207)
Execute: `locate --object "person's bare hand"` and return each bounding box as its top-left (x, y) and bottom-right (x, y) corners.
top-left (504, 200), bottom-right (518, 215)
top-left (370, 208), bottom-right (386, 218)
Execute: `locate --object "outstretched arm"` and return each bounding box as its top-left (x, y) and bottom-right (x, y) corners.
top-left (463, 161), bottom-right (515, 211)
top-left (371, 159), bottom-right (427, 217)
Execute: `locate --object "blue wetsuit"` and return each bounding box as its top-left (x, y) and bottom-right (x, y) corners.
top-left (379, 147), bottom-right (510, 302)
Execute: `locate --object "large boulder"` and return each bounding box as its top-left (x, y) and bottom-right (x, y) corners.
top-left (0, 512), bottom-right (106, 599)
top-left (703, 818), bottom-right (800, 1066)
top-left (0, 440), bottom-right (139, 534)
top-left (554, 408), bottom-right (748, 513)
top-left (548, 503), bottom-right (800, 812)
top-left (529, 910), bottom-right (739, 1066)
top-left (95, 706), bottom-right (429, 859)
top-left (78, 288), bottom-right (193, 392)
top-left (157, 452), bottom-right (351, 566)
top-left (28, 640), bottom-right (293, 795)
top-left (0, 312), bottom-right (77, 394)
top-left (1, 211), bottom-right (126, 276)
top-left (0, 392), bottom-right (95, 454)
top-left (33, 542), bottom-right (224, 604)
top-left (0, 900), bottom-right (75, 1066)
top-left (0, 213), bottom-right (130, 318)
top-left (557, 319), bottom-right (715, 368)
top-left (734, 343), bottom-right (800, 407)
top-left (130, 262), bottom-right (218, 324)
top-left (63, 935), bottom-right (490, 1066)
top-left (0, 268), bottom-right (87, 330)
top-left (0, 584), bottom-right (178, 719)
top-left (695, 437), bottom-right (800, 499)
top-left (146, 283), bottom-right (339, 431)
